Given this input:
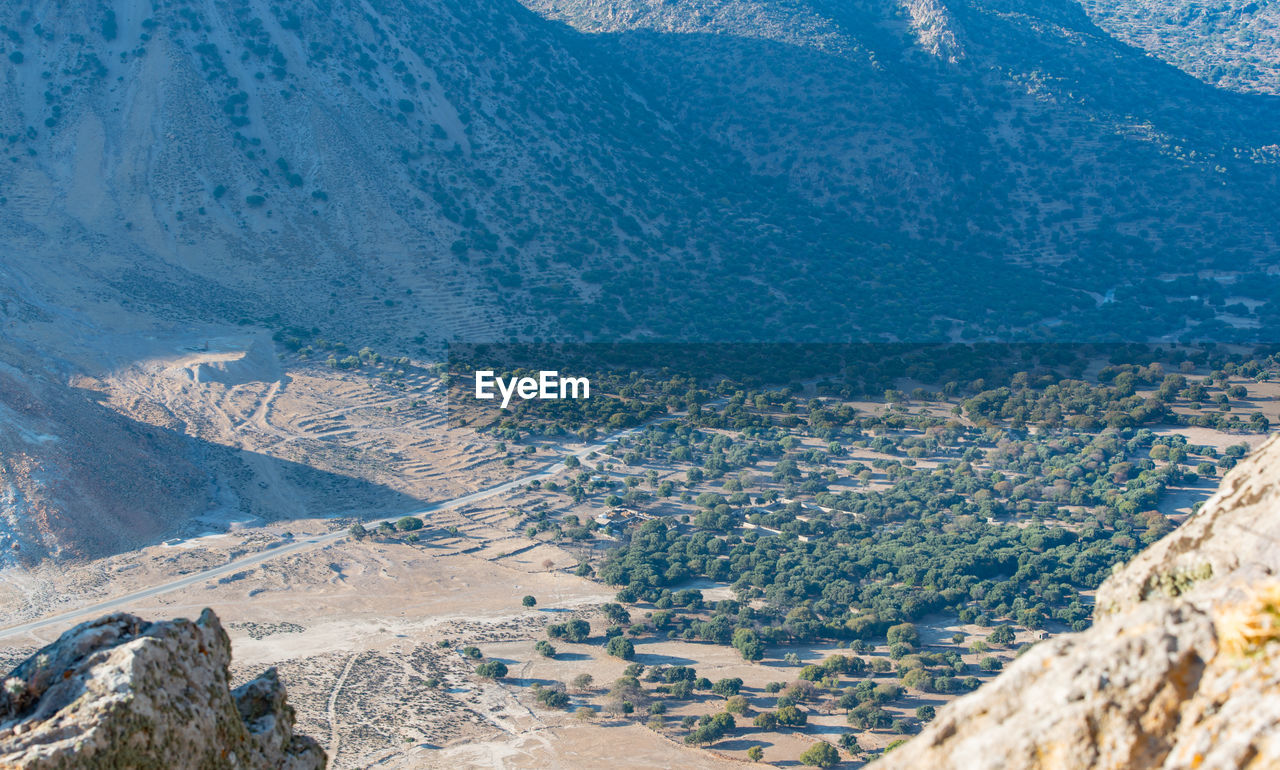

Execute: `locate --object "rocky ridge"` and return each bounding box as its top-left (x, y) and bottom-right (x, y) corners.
top-left (875, 432), bottom-right (1280, 769)
top-left (0, 608), bottom-right (325, 769)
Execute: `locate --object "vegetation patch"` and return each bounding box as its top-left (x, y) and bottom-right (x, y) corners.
top-left (1217, 582), bottom-right (1280, 657)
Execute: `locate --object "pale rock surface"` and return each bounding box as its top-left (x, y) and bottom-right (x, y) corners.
top-left (0, 608), bottom-right (325, 769)
top-left (875, 433), bottom-right (1280, 770)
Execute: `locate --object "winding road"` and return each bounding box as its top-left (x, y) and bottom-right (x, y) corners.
top-left (0, 419), bottom-right (663, 643)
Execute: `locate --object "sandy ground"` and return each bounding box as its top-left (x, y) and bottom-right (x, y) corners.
top-left (1, 527), bottom-right (652, 769)
top-left (98, 331), bottom-right (548, 517)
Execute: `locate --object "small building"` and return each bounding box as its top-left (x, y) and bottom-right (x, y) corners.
top-left (593, 507), bottom-right (652, 527)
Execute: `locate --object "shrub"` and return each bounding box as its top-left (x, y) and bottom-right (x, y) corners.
top-left (606, 636), bottom-right (635, 660)
top-left (711, 677), bottom-right (743, 698)
top-left (534, 684), bottom-right (569, 709)
top-left (887, 622), bottom-right (919, 647)
top-left (987, 625), bottom-right (1015, 646)
top-left (848, 703), bottom-right (892, 729)
top-left (475, 661), bottom-right (507, 679)
top-left (548, 619), bottom-right (590, 642)
top-left (799, 741), bottom-right (839, 768)
top-left (684, 712), bottom-right (734, 746)
top-left (732, 628), bottom-right (765, 661)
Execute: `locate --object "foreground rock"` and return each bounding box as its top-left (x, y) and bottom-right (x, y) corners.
top-left (0, 609), bottom-right (325, 769)
top-left (876, 433), bottom-right (1280, 769)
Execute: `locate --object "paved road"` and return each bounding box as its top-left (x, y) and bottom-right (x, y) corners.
top-left (0, 418), bottom-right (664, 642)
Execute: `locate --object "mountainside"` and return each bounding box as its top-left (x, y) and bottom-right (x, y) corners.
top-left (1, 0), bottom-right (1279, 346)
top-left (0, 339), bottom-right (208, 559)
top-left (3, 0), bottom-right (1280, 560)
top-left (0, 608), bottom-right (325, 769)
top-left (0, 0), bottom-right (1059, 346)
top-left (1080, 0), bottom-right (1280, 96)
top-left (521, 0), bottom-right (1280, 340)
top-left (0, 0), bottom-right (706, 343)
top-left (875, 432), bottom-right (1280, 769)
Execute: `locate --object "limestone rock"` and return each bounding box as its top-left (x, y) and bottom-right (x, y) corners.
top-left (0, 608), bottom-right (325, 769)
top-left (875, 434), bottom-right (1280, 770)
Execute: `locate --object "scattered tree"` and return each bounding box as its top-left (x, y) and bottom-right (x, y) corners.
top-left (799, 741), bottom-right (839, 768)
top-left (606, 636), bottom-right (636, 660)
top-left (475, 661), bottom-right (507, 679)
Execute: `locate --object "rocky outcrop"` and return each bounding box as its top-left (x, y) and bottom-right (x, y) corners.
top-left (900, 0), bottom-right (965, 62)
top-left (875, 433), bottom-right (1280, 770)
top-left (0, 609), bottom-right (325, 769)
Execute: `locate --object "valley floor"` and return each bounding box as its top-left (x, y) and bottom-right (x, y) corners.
top-left (2, 337), bottom-right (1277, 768)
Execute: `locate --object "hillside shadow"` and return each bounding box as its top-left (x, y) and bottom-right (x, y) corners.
top-left (532, 0), bottom-right (1280, 141)
top-left (0, 369), bottom-right (430, 564)
top-left (514, 0), bottom-right (1280, 294)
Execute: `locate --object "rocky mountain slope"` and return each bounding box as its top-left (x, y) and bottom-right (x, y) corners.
top-left (875, 431), bottom-right (1280, 769)
top-left (0, 340), bottom-right (207, 560)
top-left (3, 0), bottom-right (1280, 561)
top-left (1080, 0), bottom-right (1280, 96)
top-left (0, 608), bottom-right (325, 768)
top-left (2, 0), bottom-right (1279, 345)
top-left (0, 0), bottom-right (1060, 346)
top-left (520, 0), bottom-right (1280, 340)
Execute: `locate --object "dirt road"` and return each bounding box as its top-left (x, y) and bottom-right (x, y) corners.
top-left (0, 418), bottom-right (661, 642)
